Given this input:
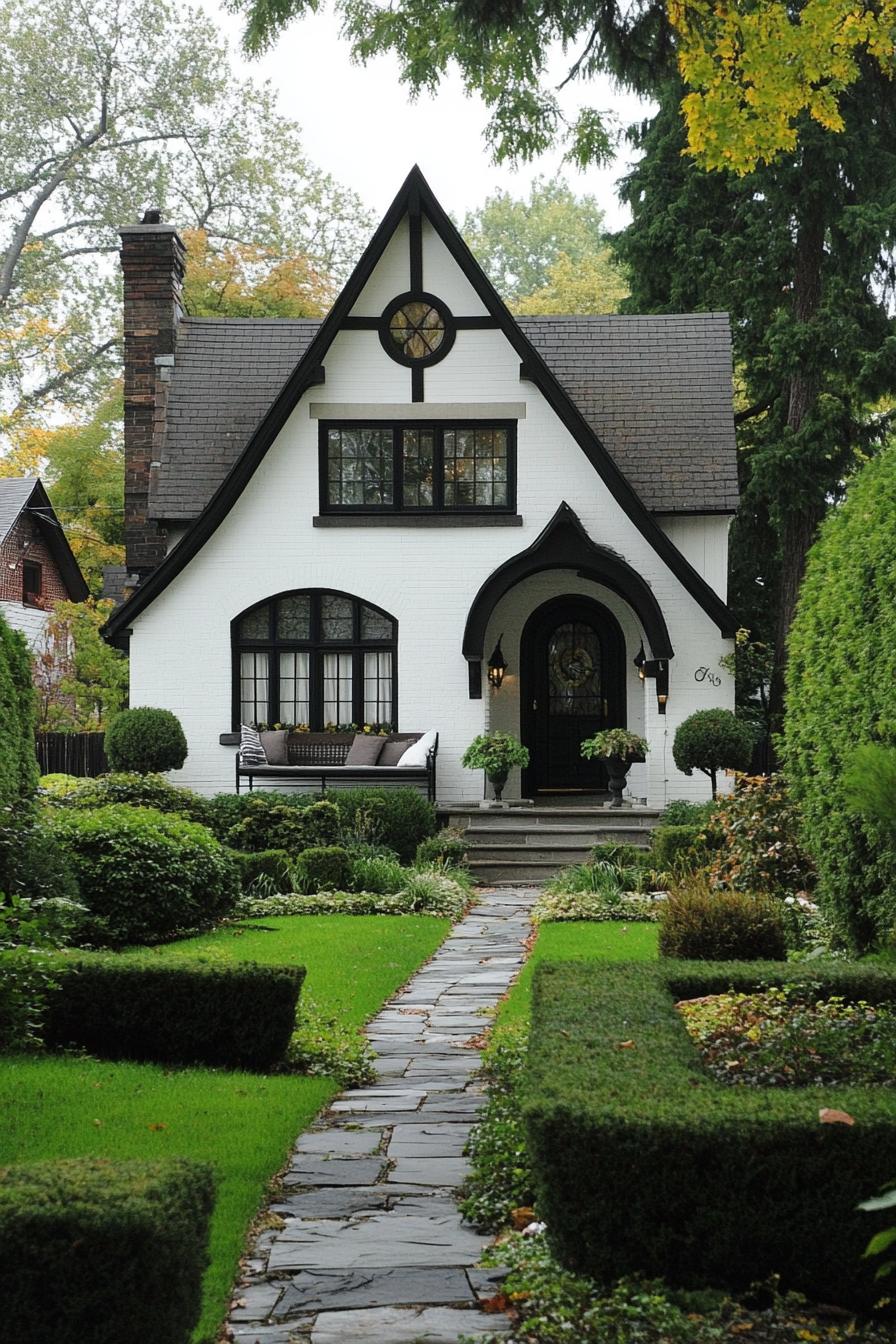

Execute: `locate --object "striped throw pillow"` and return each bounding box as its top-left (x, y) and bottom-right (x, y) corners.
top-left (240, 724), bottom-right (267, 767)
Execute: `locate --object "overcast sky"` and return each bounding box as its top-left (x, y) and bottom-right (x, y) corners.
top-left (205, 2), bottom-right (652, 231)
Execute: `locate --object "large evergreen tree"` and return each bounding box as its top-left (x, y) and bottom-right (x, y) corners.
top-left (614, 76), bottom-right (896, 718)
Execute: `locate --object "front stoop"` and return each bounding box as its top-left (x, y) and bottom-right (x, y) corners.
top-left (227, 888), bottom-right (538, 1344)
top-left (440, 805), bottom-right (662, 885)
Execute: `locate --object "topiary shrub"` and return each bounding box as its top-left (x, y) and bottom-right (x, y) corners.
top-left (49, 772), bottom-right (211, 826)
top-left (41, 953), bottom-right (304, 1069)
top-left (47, 805), bottom-right (239, 946)
top-left (105, 707), bottom-right (188, 774)
top-left (658, 881), bottom-right (787, 961)
top-left (783, 446), bottom-right (896, 950)
top-left (0, 1156), bottom-right (214, 1344)
top-left (294, 844), bottom-right (353, 894)
top-left (672, 709), bottom-right (754, 798)
top-left (415, 827), bottom-right (467, 869)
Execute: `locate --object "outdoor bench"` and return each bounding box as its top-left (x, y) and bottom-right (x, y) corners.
top-left (220, 730), bottom-right (438, 801)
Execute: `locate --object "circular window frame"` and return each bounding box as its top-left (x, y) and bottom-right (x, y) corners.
top-left (378, 291), bottom-right (456, 368)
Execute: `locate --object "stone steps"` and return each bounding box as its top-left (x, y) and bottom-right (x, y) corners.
top-left (444, 805), bottom-right (663, 885)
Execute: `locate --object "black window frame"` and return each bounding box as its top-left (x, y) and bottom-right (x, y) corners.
top-left (231, 587), bottom-right (398, 731)
top-left (22, 559), bottom-right (42, 606)
top-left (319, 420), bottom-right (517, 516)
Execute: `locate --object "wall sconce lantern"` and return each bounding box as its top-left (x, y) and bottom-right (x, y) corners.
top-left (641, 657), bottom-right (670, 715)
top-left (487, 636), bottom-right (508, 690)
top-left (633, 642), bottom-right (646, 680)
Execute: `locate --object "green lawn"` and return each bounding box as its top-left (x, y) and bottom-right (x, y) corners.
top-left (499, 920), bottom-right (659, 1024)
top-left (0, 913), bottom-right (449, 1343)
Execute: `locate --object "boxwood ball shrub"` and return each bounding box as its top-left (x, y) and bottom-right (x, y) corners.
top-left (105, 707), bottom-right (188, 775)
top-left (784, 446), bottom-right (896, 950)
top-left (294, 844), bottom-right (353, 894)
top-left (524, 960), bottom-right (896, 1307)
top-left (41, 953), bottom-right (305, 1069)
top-left (47, 805), bottom-right (239, 946)
top-left (649, 823), bottom-right (705, 873)
top-left (672, 709), bottom-right (754, 798)
top-left (0, 1156), bottom-right (214, 1344)
top-left (659, 882), bottom-right (787, 961)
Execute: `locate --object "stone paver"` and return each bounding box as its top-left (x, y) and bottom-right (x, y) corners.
top-left (227, 887), bottom-right (535, 1342)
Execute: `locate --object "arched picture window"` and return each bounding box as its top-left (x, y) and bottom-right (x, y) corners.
top-left (232, 590), bottom-right (397, 729)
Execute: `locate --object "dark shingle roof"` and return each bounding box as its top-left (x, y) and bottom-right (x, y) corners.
top-left (150, 313), bottom-right (738, 521)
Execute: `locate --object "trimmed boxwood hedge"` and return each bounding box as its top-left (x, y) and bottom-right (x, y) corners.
top-left (0, 1156), bottom-right (214, 1344)
top-left (41, 953), bottom-right (305, 1070)
top-left (524, 959), bottom-right (896, 1307)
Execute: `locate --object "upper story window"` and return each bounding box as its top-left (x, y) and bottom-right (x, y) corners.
top-left (320, 422), bottom-right (516, 514)
top-left (22, 560), bottom-right (42, 606)
top-left (232, 589), bottom-right (397, 731)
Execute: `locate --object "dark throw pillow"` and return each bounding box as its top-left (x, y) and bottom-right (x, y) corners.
top-left (377, 736), bottom-right (418, 766)
top-left (344, 734), bottom-right (385, 766)
top-left (260, 730), bottom-right (289, 765)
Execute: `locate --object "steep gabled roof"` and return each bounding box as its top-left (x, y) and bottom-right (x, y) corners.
top-left (107, 166), bottom-right (736, 643)
top-left (0, 478), bottom-right (88, 601)
top-left (150, 313), bottom-right (737, 521)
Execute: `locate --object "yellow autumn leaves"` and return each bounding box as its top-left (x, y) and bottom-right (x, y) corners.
top-left (668, 0), bottom-right (896, 173)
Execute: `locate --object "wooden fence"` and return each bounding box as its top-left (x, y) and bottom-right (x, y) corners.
top-left (35, 733), bottom-right (107, 778)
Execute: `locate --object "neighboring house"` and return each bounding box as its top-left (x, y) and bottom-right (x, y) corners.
top-left (106, 168), bottom-right (739, 805)
top-left (0, 478), bottom-right (88, 648)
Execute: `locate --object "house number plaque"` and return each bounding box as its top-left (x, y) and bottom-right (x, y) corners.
top-left (694, 666), bottom-right (722, 687)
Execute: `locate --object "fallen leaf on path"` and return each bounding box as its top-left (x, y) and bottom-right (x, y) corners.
top-left (819, 1108), bottom-right (854, 1126)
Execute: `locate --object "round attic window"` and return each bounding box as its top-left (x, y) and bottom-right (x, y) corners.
top-left (379, 291), bottom-right (455, 367)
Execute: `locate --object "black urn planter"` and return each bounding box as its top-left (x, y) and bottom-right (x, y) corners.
top-left (606, 754), bottom-right (631, 808)
top-left (488, 768), bottom-right (509, 803)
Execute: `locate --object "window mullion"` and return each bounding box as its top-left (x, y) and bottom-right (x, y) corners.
top-left (394, 427), bottom-right (403, 511)
top-left (435, 429), bottom-right (445, 511)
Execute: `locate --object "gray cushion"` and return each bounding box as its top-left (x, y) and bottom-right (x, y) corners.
top-left (377, 736), bottom-right (419, 766)
top-left (260, 730), bottom-right (289, 765)
top-left (344, 734), bottom-right (385, 766)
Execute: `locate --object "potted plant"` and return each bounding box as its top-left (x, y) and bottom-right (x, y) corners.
top-left (581, 728), bottom-right (649, 808)
top-left (461, 731), bottom-right (530, 805)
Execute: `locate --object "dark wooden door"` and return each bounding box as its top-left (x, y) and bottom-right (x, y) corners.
top-left (521, 597), bottom-right (626, 794)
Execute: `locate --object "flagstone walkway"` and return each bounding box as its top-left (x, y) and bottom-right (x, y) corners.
top-left (228, 887), bottom-right (537, 1344)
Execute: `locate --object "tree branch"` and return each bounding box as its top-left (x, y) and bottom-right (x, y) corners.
top-left (17, 336), bottom-right (118, 408)
top-left (734, 398), bottom-right (774, 424)
top-left (557, 21), bottom-right (601, 91)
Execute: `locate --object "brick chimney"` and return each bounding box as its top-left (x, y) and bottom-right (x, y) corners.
top-left (119, 211), bottom-right (186, 579)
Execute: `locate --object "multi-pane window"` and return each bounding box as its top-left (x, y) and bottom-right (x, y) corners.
top-left (22, 560), bottom-right (42, 605)
top-left (321, 422), bottom-right (515, 513)
top-left (233, 590), bottom-right (396, 730)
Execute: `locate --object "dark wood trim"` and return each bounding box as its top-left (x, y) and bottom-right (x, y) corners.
top-left (105, 165), bottom-right (736, 644)
top-left (314, 514), bottom-right (523, 528)
top-left (319, 419), bottom-right (518, 516)
top-left (463, 502), bottom-right (675, 677)
top-left (341, 315), bottom-right (499, 331)
top-left (411, 366), bottom-right (424, 402)
top-left (408, 185), bottom-right (423, 293)
top-left (468, 660), bottom-right (482, 699)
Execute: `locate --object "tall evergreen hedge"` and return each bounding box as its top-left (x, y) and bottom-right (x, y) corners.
top-left (783, 446), bottom-right (896, 949)
top-left (0, 613), bottom-right (38, 810)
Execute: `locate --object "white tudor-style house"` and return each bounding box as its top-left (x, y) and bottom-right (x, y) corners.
top-left (105, 168), bottom-right (739, 807)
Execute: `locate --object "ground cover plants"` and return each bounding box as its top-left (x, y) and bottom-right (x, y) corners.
top-left (678, 983), bottom-right (896, 1087)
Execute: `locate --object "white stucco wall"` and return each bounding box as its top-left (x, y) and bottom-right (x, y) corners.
top-left (127, 215), bottom-right (735, 804)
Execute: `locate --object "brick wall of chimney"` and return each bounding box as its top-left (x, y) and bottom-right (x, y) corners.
top-left (119, 221), bottom-right (185, 578)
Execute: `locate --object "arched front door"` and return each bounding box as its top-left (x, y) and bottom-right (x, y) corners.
top-left (521, 596), bottom-right (626, 794)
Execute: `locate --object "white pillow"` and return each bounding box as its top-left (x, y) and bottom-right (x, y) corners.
top-left (396, 729), bottom-right (437, 768)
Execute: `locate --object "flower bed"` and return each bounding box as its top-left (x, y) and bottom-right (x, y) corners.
top-left (678, 984), bottom-right (896, 1087)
